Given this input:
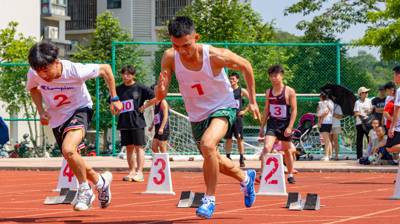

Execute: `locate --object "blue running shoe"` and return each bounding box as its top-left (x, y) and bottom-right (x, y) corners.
top-left (195, 197), bottom-right (215, 219)
top-left (240, 169), bottom-right (256, 207)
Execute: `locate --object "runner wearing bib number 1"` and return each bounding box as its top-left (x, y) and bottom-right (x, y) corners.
top-left (26, 41), bottom-right (123, 211)
top-left (155, 16), bottom-right (261, 219)
top-left (258, 65), bottom-right (297, 185)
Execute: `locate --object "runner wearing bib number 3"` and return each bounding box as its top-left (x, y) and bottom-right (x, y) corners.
top-left (155, 16), bottom-right (261, 219)
top-left (25, 41), bottom-right (123, 211)
top-left (258, 65), bottom-right (298, 185)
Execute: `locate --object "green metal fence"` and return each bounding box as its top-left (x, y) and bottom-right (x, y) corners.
top-left (0, 41), bottom-right (394, 157)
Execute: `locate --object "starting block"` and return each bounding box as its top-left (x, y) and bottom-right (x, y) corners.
top-left (44, 188), bottom-right (78, 205)
top-left (256, 153), bottom-right (287, 196)
top-left (176, 191), bottom-right (205, 208)
top-left (303, 194), bottom-right (320, 210)
top-left (286, 193), bottom-right (321, 211)
top-left (53, 158), bottom-right (78, 192)
top-left (285, 192), bottom-right (301, 208)
top-left (142, 153), bottom-right (175, 195)
top-left (389, 164), bottom-right (400, 199)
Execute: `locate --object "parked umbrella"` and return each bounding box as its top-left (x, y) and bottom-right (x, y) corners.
top-left (320, 83), bottom-right (357, 116)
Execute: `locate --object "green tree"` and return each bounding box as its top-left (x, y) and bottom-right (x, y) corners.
top-left (357, 0), bottom-right (400, 61)
top-left (0, 22), bottom-right (46, 156)
top-left (72, 11), bottom-right (148, 151)
top-left (283, 0), bottom-right (384, 40)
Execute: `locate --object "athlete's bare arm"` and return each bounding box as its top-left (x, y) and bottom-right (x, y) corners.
top-left (140, 97), bottom-right (157, 113)
top-left (156, 48), bottom-right (175, 101)
top-left (285, 87), bottom-right (297, 137)
top-left (209, 46), bottom-right (261, 122)
top-left (238, 88), bottom-right (250, 116)
top-left (99, 64), bottom-right (122, 115)
top-left (159, 100), bottom-right (169, 134)
top-left (29, 87), bottom-right (51, 125)
top-left (259, 89), bottom-right (270, 138)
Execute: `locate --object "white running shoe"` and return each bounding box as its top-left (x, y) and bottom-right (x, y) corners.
top-left (73, 185), bottom-right (95, 211)
top-left (95, 171), bottom-right (113, 209)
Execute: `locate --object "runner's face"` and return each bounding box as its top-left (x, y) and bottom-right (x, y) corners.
top-left (121, 71), bottom-right (135, 83)
top-left (229, 76), bottom-right (238, 86)
top-left (35, 60), bottom-right (60, 82)
top-left (170, 32), bottom-right (199, 59)
top-left (394, 72), bottom-right (400, 84)
top-left (269, 73), bottom-right (283, 85)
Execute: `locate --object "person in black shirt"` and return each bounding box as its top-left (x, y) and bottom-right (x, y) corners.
top-left (372, 86), bottom-right (386, 126)
top-left (224, 73), bottom-right (249, 167)
top-left (148, 84), bottom-right (170, 153)
top-left (108, 65), bottom-right (156, 182)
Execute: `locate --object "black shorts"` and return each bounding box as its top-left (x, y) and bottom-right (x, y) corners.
top-left (320, 124), bottom-right (332, 133)
top-left (386, 131), bottom-right (400, 148)
top-left (265, 118), bottom-right (292, 142)
top-left (224, 116), bottom-right (244, 139)
top-left (121, 128), bottom-right (146, 146)
top-left (52, 107), bottom-right (93, 154)
top-left (154, 127), bottom-right (170, 141)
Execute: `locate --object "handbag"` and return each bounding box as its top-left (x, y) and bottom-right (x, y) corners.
top-left (360, 114), bottom-right (375, 132)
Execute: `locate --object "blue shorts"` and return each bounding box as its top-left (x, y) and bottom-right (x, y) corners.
top-left (378, 147), bottom-right (393, 160)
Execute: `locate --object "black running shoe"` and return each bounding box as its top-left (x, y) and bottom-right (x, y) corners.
top-left (287, 177), bottom-right (296, 184)
top-left (240, 160), bottom-right (245, 168)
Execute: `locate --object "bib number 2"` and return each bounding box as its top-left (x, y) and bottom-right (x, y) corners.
top-left (54, 94), bottom-right (71, 107)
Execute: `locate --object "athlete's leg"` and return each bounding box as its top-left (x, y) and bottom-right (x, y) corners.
top-left (62, 129), bottom-right (87, 183)
top-left (237, 138), bottom-right (244, 155)
top-left (126, 144), bottom-right (136, 173)
top-left (387, 144), bottom-right (400, 153)
top-left (84, 160), bottom-right (99, 184)
top-left (201, 117), bottom-right (245, 196)
top-left (225, 139), bottom-right (233, 155)
top-left (282, 141), bottom-right (294, 175)
top-left (261, 135), bottom-right (276, 173)
top-left (322, 132), bottom-right (332, 158)
top-left (134, 145), bottom-right (145, 174)
top-left (158, 140), bottom-right (168, 153)
top-left (151, 139), bottom-right (160, 153)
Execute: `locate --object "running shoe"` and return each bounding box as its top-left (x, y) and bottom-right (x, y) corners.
top-left (240, 169), bottom-right (256, 207)
top-left (320, 156), bottom-right (330, 161)
top-left (292, 168), bottom-right (298, 174)
top-left (132, 172), bottom-right (144, 182)
top-left (95, 171), bottom-right (113, 209)
top-left (195, 197), bottom-right (215, 219)
top-left (240, 159), bottom-right (245, 168)
top-left (73, 185), bottom-right (95, 211)
top-left (287, 176), bottom-right (296, 184)
top-left (122, 171), bottom-right (135, 181)
top-left (255, 175), bottom-right (262, 183)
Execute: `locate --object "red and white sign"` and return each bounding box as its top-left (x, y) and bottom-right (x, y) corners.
top-left (120, 99), bottom-right (134, 114)
top-left (256, 153), bottom-right (287, 196)
top-left (142, 153), bottom-right (175, 195)
top-left (53, 158), bottom-right (78, 192)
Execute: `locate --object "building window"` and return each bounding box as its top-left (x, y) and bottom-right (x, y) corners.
top-left (155, 0), bottom-right (191, 26)
top-left (107, 0), bottom-right (121, 9)
top-left (66, 0), bottom-right (97, 30)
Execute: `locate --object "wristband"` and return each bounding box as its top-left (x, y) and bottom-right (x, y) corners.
top-left (110, 96), bottom-right (119, 102)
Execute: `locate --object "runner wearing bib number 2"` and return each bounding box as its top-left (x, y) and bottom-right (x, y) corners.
top-left (26, 41), bottom-right (123, 212)
top-left (155, 17), bottom-right (261, 219)
top-left (258, 65), bottom-right (298, 185)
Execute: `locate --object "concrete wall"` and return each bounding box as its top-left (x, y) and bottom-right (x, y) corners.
top-left (0, 0), bottom-right (41, 40)
top-left (97, 0), bottom-right (132, 34)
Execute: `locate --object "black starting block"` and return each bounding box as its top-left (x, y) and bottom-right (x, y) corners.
top-left (177, 191), bottom-right (206, 208)
top-left (303, 193), bottom-right (320, 210)
top-left (287, 193), bottom-right (322, 211)
top-left (285, 192), bottom-right (301, 208)
top-left (44, 188), bottom-right (78, 205)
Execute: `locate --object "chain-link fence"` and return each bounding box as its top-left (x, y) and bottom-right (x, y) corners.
top-left (0, 42), bottom-right (395, 157)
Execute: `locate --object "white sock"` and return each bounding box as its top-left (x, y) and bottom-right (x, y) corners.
top-left (288, 174), bottom-right (293, 178)
top-left (204, 194), bottom-right (215, 202)
top-left (79, 181), bottom-right (90, 190)
top-left (241, 172), bottom-right (249, 185)
top-left (94, 173), bottom-right (104, 188)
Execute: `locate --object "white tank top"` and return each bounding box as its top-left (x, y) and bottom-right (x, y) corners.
top-left (174, 44), bottom-right (236, 122)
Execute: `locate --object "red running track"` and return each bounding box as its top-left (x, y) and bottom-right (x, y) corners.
top-left (1, 171), bottom-right (400, 223)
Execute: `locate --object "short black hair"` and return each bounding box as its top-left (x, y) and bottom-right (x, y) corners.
top-left (150, 84), bottom-right (157, 91)
top-left (376, 125), bottom-right (385, 132)
top-left (393, 66), bottom-right (400, 75)
top-left (28, 41), bottom-right (59, 71)
top-left (229, 72), bottom-right (240, 80)
top-left (384, 81), bottom-right (396, 91)
top-left (121, 65), bottom-right (136, 75)
top-left (268, 64), bottom-right (285, 76)
top-left (168, 16), bottom-right (195, 38)
top-left (372, 118), bottom-right (380, 122)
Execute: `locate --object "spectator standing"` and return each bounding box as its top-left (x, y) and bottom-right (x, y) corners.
top-left (354, 87), bottom-right (373, 159)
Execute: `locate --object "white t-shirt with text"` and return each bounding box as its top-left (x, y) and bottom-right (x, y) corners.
top-left (25, 60), bottom-right (100, 128)
top-left (354, 98), bottom-right (372, 125)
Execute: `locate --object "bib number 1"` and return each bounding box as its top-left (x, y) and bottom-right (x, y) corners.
top-left (191, 84), bottom-right (204, 95)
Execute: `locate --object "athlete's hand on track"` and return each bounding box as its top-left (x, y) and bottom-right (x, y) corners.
top-left (111, 101), bottom-right (123, 115)
top-left (156, 71), bottom-right (167, 100)
top-left (284, 127), bottom-right (292, 137)
top-left (249, 103), bottom-right (261, 123)
top-left (40, 111), bottom-right (51, 125)
top-left (389, 127), bottom-right (395, 138)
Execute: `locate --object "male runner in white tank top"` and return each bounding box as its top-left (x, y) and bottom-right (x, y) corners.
top-left (155, 16), bottom-right (261, 219)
